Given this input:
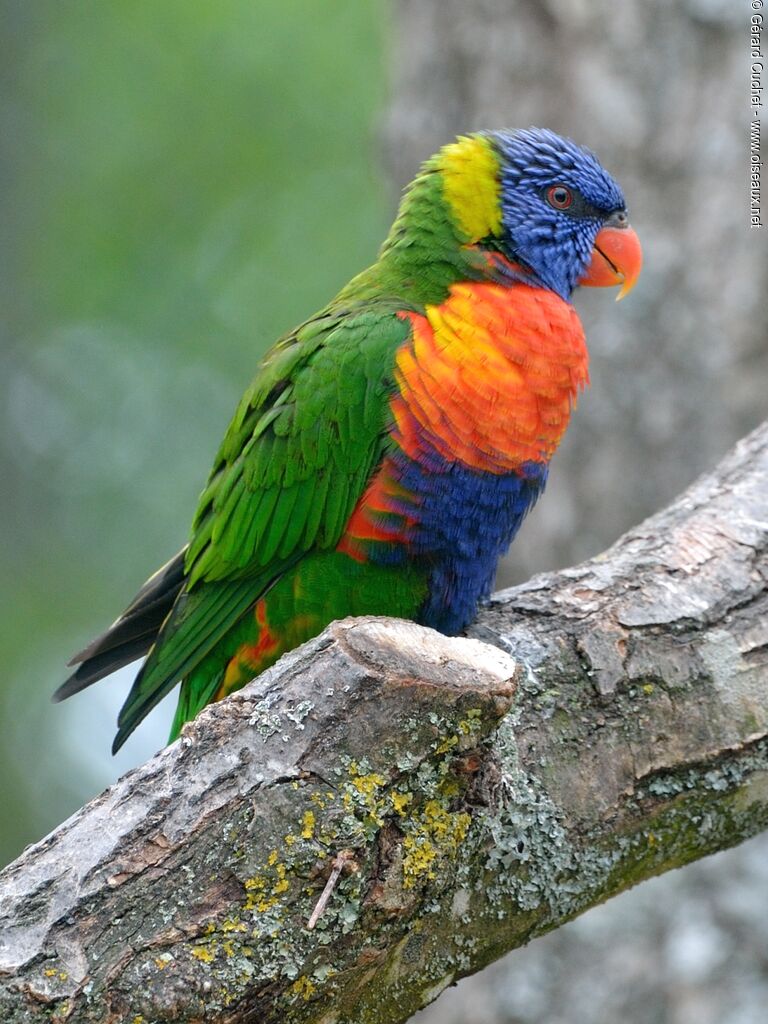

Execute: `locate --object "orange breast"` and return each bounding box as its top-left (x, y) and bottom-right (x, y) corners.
top-left (391, 280), bottom-right (589, 474)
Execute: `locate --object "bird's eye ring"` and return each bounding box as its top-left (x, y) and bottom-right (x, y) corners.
top-left (546, 185), bottom-right (573, 210)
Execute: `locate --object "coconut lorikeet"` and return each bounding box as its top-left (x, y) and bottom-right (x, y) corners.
top-left (55, 128), bottom-right (642, 753)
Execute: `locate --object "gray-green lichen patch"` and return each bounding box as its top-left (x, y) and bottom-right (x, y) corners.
top-left (105, 698), bottom-right (510, 1022)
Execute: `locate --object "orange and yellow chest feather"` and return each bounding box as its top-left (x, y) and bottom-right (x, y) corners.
top-left (391, 279), bottom-right (589, 474)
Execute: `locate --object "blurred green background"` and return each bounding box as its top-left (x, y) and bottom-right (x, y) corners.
top-left (0, 0), bottom-right (389, 866)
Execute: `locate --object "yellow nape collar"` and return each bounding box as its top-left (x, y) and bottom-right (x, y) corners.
top-left (439, 135), bottom-right (501, 244)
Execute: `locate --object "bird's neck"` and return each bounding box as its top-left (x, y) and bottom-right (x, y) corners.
top-left (335, 161), bottom-right (507, 308)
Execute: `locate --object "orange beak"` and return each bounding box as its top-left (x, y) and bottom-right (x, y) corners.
top-left (579, 224), bottom-right (642, 301)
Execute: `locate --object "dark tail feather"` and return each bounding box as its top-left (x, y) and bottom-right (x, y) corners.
top-left (53, 548), bottom-right (187, 703)
top-left (54, 635), bottom-right (156, 701)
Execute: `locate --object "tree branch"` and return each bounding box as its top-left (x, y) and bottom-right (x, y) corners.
top-left (2, 422), bottom-right (767, 1024)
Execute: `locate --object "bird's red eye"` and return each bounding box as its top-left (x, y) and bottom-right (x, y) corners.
top-left (547, 185), bottom-right (573, 210)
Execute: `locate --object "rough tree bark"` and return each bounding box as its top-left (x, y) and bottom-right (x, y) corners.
top-left (1, 421), bottom-right (767, 1024)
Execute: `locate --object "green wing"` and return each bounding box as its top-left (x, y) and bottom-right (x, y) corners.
top-left (185, 307), bottom-right (407, 583)
top-left (112, 304), bottom-right (410, 750)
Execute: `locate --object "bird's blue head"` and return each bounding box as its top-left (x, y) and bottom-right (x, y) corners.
top-left (435, 127), bottom-right (641, 302)
top-left (489, 127), bottom-right (638, 300)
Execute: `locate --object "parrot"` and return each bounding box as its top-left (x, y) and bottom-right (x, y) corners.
top-left (54, 127), bottom-right (642, 754)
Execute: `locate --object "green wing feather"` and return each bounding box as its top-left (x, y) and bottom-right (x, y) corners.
top-left (112, 303), bottom-right (411, 750)
top-left (186, 307), bottom-right (407, 583)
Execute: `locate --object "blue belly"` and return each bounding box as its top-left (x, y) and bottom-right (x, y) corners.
top-left (368, 451), bottom-right (548, 635)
